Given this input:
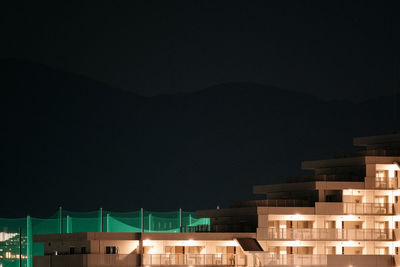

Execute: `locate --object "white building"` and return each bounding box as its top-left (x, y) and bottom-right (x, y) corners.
top-left (34, 133), bottom-right (400, 267)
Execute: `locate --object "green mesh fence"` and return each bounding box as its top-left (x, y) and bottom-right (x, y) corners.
top-left (0, 209), bottom-right (210, 267)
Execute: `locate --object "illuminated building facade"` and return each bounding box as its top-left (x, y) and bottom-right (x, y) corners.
top-left (33, 133), bottom-right (400, 267)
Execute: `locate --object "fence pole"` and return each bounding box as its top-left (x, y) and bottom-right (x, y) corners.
top-left (107, 214), bottom-right (110, 232)
top-left (19, 227), bottom-right (22, 267)
top-left (149, 214), bottom-right (152, 232)
top-left (179, 208), bottom-right (182, 232)
top-left (59, 206), bottom-right (63, 234)
top-left (141, 208), bottom-right (144, 233)
top-left (100, 208), bottom-right (103, 232)
top-left (27, 215), bottom-right (32, 267)
top-left (67, 216), bottom-right (70, 233)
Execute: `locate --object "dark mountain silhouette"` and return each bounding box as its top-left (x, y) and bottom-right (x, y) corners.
top-left (1, 58), bottom-right (399, 217)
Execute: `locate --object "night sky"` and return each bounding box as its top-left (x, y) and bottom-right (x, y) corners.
top-left (2, 1), bottom-right (399, 100)
top-left (1, 1), bottom-right (400, 217)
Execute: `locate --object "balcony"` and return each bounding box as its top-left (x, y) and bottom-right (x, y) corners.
top-left (343, 202), bottom-right (393, 215)
top-left (142, 254), bottom-right (247, 266)
top-left (253, 254), bottom-right (393, 267)
top-left (264, 228), bottom-right (393, 241)
top-left (316, 202), bottom-right (394, 215)
top-left (253, 254), bottom-right (327, 266)
top-left (375, 179), bottom-right (397, 189)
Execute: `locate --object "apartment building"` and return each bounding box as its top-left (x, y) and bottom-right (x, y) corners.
top-left (33, 133), bottom-right (400, 267)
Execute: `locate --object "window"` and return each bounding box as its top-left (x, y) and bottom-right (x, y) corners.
top-left (81, 247), bottom-right (87, 254)
top-left (376, 170), bottom-right (388, 178)
top-left (175, 246), bottom-right (184, 254)
top-left (106, 246), bottom-right (117, 254)
top-left (70, 247), bottom-right (75, 255)
top-left (165, 246), bottom-right (174, 254)
top-left (375, 247), bottom-right (388, 255)
top-left (376, 170), bottom-right (389, 188)
top-left (187, 246), bottom-right (204, 254)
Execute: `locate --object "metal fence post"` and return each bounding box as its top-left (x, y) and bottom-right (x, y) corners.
top-left (179, 208), bottom-right (182, 232)
top-left (149, 213), bottom-right (152, 232)
top-left (59, 206), bottom-right (63, 234)
top-left (107, 213), bottom-right (110, 232)
top-left (100, 208), bottom-right (103, 232)
top-left (141, 208), bottom-right (144, 233)
top-left (19, 227), bottom-right (22, 267)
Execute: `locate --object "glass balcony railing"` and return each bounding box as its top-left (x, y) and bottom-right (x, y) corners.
top-left (253, 254), bottom-right (327, 266)
top-left (375, 179), bottom-right (397, 189)
top-left (142, 254), bottom-right (247, 266)
top-left (264, 228), bottom-right (393, 241)
top-left (343, 202), bottom-right (394, 214)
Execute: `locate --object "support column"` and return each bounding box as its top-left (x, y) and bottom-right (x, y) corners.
top-left (139, 237), bottom-right (143, 266)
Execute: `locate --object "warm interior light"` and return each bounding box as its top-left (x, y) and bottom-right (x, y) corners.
top-left (143, 240), bottom-right (152, 246)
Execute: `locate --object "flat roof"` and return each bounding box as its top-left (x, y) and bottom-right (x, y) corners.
top-left (301, 157), bottom-right (366, 170)
top-left (353, 133), bottom-right (400, 147)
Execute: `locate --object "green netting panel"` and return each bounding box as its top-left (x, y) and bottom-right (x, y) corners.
top-left (144, 211), bottom-right (180, 232)
top-left (180, 211), bottom-right (210, 232)
top-left (32, 242), bottom-right (44, 257)
top-left (31, 215), bottom-right (59, 257)
top-left (31, 217), bottom-right (59, 235)
top-left (0, 209), bottom-right (210, 267)
top-left (103, 211), bottom-right (142, 232)
top-left (0, 218), bottom-right (29, 267)
top-left (181, 211), bottom-right (196, 226)
top-left (62, 210), bottom-right (102, 233)
top-left (189, 217), bottom-right (210, 226)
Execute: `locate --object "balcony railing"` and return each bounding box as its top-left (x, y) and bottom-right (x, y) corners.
top-left (142, 254), bottom-right (247, 266)
top-left (265, 228), bottom-right (393, 241)
top-left (343, 202), bottom-right (393, 215)
top-left (375, 179), bottom-right (397, 189)
top-left (253, 254), bottom-right (327, 266)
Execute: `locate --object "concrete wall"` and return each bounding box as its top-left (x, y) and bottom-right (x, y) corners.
top-left (33, 254), bottom-right (140, 267)
top-left (326, 255), bottom-right (393, 267)
top-left (315, 203), bottom-right (343, 215)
